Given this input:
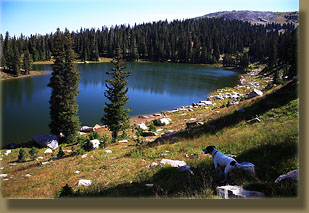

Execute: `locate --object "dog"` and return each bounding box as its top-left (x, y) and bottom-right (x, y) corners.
top-left (203, 145), bottom-right (240, 182)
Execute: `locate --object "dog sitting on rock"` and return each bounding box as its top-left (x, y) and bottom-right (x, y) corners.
top-left (203, 146), bottom-right (256, 182)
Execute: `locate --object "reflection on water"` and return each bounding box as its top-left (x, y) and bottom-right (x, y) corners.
top-left (1, 62), bottom-right (241, 146)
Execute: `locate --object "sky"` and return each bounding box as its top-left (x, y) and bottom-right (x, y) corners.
top-left (0, 0), bottom-right (299, 37)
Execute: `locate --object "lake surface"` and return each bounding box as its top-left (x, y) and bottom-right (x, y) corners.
top-left (1, 62), bottom-right (241, 147)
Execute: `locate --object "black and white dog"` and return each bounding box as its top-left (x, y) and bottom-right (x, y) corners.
top-left (203, 146), bottom-right (240, 182)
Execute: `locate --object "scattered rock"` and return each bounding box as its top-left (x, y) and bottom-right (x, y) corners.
top-left (186, 121), bottom-right (204, 129)
top-left (153, 113), bottom-right (161, 117)
top-left (177, 165), bottom-right (194, 175)
top-left (25, 174), bottom-right (32, 177)
top-left (217, 185), bottom-right (265, 199)
top-left (160, 159), bottom-right (186, 167)
top-left (44, 148), bottom-right (53, 154)
top-left (33, 135), bottom-right (59, 149)
top-left (0, 174), bottom-right (8, 178)
top-left (76, 179), bottom-right (92, 186)
top-left (155, 118), bottom-right (171, 126)
top-left (141, 138), bottom-right (153, 143)
top-left (37, 156), bottom-right (44, 160)
top-left (75, 170), bottom-right (80, 174)
top-left (4, 150), bottom-right (11, 155)
top-left (145, 184), bottom-right (154, 188)
top-left (156, 129), bottom-right (163, 132)
top-left (105, 150), bottom-right (112, 154)
top-left (246, 117), bottom-right (261, 124)
top-left (247, 89), bottom-right (263, 99)
top-left (136, 123), bottom-right (148, 130)
top-left (80, 126), bottom-right (94, 132)
top-left (0, 167), bottom-right (4, 170)
top-left (41, 162), bottom-right (49, 165)
top-left (90, 139), bottom-right (100, 149)
top-left (275, 169), bottom-right (298, 184)
top-left (81, 154), bottom-right (88, 158)
top-left (237, 162), bottom-right (256, 176)
top-left (145, 162), bottom-right (158, 168)
top-left (141, 131), bottom-right (158, 137)
top-left (138, 115), bottom-right (148, 119)
top-left (93, 124), bottom-right (107, 131)
top-left (118, 140), bottom-right (129, 143)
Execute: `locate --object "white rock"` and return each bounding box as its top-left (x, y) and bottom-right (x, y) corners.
top-left (81, 154), bottom-right (88, 158)
top-left (136, 123), bottom-right (148, 130)
top-left (275, 169), bottom-right (299, 184)
top-left (41, 162), bottom-right (49, 165)
top-left (75, 170), bottom-right (80, 174)
top-left (80, 126), bottom-right (93, 132)
top-left (160, 159), bottom-right (186, 168)
top-left (105, 150), bottom-right (112, 154)
top-left (4, 150), bottom-right (11, 155)
top-left (37, 156), bottom-right (44, 160)
top-left (145, 184), bottom-right (154, 187)
top-left (177, 165), bottom-right (194, 175)
top-left (156, 118), bottom-right (171, 126)
top-left (44, 148), bottom-right (53, 154)
top-left (156, 129), bottom-right (163, 132)
top-left (25, 174), bottom-right (32, 177)
top-left (145, 162), bottom-right (158, 168)
top-left (0, 167), bottom-right (4, 170)
top-left (32, 135), bottom-right (59, 149)
top-left (0, 158), bottom-right (2, 161)
top-left (119, 140), bottom-right (129, 143)
top-left (0, 174), bottom-right (8, 178)
top-left (90, 139), bottom-right (100, 149)
top-left (217, 185), bottom-right (265, 199)
top-left (76, 179), bottom-right (92, 186)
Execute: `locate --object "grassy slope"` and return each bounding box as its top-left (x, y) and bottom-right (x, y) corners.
top-left (0, 70), bottom-right (298, 199)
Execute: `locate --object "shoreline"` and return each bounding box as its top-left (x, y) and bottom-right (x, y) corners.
top-left (0, 70), bottom-right (50, 81)
top-left (1, 63), bottom-right (264, 149)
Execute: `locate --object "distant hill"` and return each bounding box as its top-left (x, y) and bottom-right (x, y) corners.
top-left (196, 10), bottom-right (298, 25)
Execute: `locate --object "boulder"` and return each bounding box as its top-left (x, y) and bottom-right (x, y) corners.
top-left (160, 159), bottom-right (186, 167)
top-left (237, 162), bottom-right (256, 176)
top-left (246, 118), bottom-right (261, 124)
top-left (44, 148), bottom-right (53, 154)
top-left (141, 131), bottom-right (158, 137)
top-left (155, 118), bottom-right (171, 126)
top-left (80, 126), bottom-right (94, 132)
top-left (186, 121), bottom-right (204, 129)
top-left (76, 179), bottom-right (92, 187)
top-left (217, 185), bottom-right (265, 199)
top-left (33, 135), bottom-right (59, 149)
top-left (136, 123), bottom-right (148, 131)
top-left (275, 169), bottom-right (298, 184)
top-left (4, 150), bottom-right (11, 156)
top-left (90, 139), bottom-right (100, 149)
top-left (177, 165), bottom-right (194, 175)
top-left (138, 115), bottom-right (148, 119)
top-left (247, 89), bottom-right (263, 99)
top-left (145, 162), bottom-right (158, 168)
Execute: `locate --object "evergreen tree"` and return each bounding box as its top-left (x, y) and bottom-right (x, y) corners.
top-left (22, 50), bottom-right (32, 75)
top-left (101, 49), bottom-right (131, 142)
top-left (48, 28), bottom-right (80, 144)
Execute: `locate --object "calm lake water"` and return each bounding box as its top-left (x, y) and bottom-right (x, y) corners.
top-left (1, 62), bottom-right (241, 147)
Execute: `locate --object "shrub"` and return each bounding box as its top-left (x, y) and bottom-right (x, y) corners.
top-left (58, 184), bottom-right (74, 197)
top-left (148, 122), bottom-right (157, 132)
top-left (99, 134), bottom-right (111, 148)
top-left (57, 146), bottom-right (65, 159)
top-left (89, 131), bottom-right (99, 140)
top-left (29, 147), bottom-right (39, 160)
top-left (18, 148), bottom-right (27, 162)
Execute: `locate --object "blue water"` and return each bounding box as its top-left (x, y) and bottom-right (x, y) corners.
top-left (1, 62), bottom-right (241, 146)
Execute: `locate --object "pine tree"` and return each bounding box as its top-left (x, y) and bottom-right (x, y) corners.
top-left (101, 49), bottom-right (131, 142)
top-left (48, 28), bottom-right (80, 144)
top-left (22, 50), bottom-right (32, 75)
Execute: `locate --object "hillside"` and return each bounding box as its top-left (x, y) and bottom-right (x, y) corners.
top-left (197, 10), bottom-right (299, 25)
top-left (0, 63), bottom-right (298, 198)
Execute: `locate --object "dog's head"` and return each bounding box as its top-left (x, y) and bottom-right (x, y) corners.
top-left (202, 146), bottom-right (216, 154)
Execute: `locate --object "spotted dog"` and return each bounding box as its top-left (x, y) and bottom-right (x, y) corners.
top-left (203, 146), bottom-right (239, 182)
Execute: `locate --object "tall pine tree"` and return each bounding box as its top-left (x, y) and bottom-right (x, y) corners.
top-left (22, 51), bottom-right (32, 75)
top-left (101, 49), bottom-right (131, 142)
top-left (48, 28), bottom-right (80, 144)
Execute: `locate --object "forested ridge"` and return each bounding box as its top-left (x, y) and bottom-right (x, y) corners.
top-left (1, 17), bottom-right (297, 78)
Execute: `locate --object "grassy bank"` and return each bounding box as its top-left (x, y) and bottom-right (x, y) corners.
top-left (0, 70), bottom-right (50, 81)
top-left (0, 66), bottom-right (298, 198)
